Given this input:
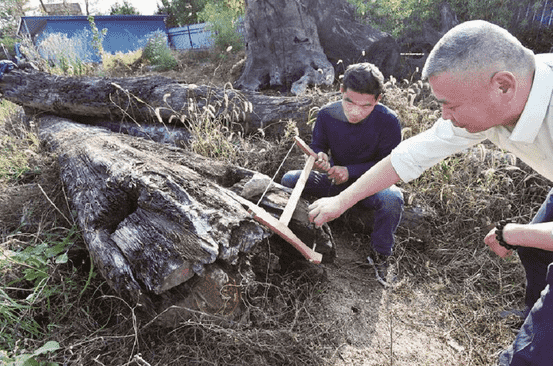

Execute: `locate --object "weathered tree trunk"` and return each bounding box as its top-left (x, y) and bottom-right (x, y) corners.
top-left (309, 0), bottom-right (400, 78)
top-left (37, 114), bottom-right (334, 320)
top-left (0, 68), bottom-right (314, 137)
top-left (235, 0), bottom-right (335, 95)
top-left (235, 0), bottom-right (400, 94)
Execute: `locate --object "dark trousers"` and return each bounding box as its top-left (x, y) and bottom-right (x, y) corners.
top-left (518, 188), bottom-right (553, 310)
top-left (499, 187), bottom-right (553, 365)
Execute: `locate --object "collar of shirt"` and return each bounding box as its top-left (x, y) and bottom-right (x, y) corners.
top-left (509, 55), bottom-right (553, 143)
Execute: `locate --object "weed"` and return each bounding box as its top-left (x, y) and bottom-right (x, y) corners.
top-left (0, 101), bottom-right (38, 183)
top-left (0, 226), bottom-right (80, 348)
top-left (87, 15), bottom-right (107, 59)
top-left (306, 106), bottom-right (321, 128)
top-left (142, 31), bottom-right (178, 71)
top-left (0, 340), bottom-right (60, 366)
top-left (179, 84), bottom-right (249, 160)
top-left (36, 31), bottom-right (96, 75)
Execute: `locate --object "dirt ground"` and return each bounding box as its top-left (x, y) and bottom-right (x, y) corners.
top-left (308, 227), bottom-right (468, 366)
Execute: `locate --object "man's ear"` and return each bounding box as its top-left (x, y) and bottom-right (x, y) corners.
top-left (340, 86), bottom-right (345, 93)
top-left (492, 71), bottom-right (516, 95)
top-left (376, 94), bottom-right (383, 104)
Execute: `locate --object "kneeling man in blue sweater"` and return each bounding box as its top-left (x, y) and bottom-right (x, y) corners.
top-left (281, 63), bottom-right (404, 286)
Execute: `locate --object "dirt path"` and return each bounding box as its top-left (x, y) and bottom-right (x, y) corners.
top-left (318, 230), bottom-right (469, 365)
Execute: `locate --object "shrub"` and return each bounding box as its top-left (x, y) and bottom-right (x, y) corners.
top-left (87, 15), bottom-right (107, 58)
top-left (199, 0), bottom-right (245, 51)
top-left (141, 31), bottom-right (178, 71)
top-left (36, 31), bottom-right (95, 75)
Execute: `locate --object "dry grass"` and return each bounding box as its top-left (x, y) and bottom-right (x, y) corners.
top-left (0, 50), bottom-right (547, 365)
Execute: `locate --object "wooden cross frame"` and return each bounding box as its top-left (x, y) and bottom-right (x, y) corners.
top-left (246, 136), bottom-right (326, 264)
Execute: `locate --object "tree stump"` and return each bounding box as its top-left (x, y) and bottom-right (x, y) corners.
top-left (235, 0), bottom-right (335, 95)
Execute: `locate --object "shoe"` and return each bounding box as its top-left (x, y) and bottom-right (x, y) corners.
top-left (367, 250), bottom-right (391, 287)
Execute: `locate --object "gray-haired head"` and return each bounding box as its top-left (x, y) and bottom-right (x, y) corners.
top-left (422, 20), bottom-right (535, 80)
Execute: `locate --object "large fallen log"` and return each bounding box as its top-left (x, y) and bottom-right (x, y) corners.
top-left (0, 68), bottom-right (314, 137)
top-left (37, 114), bottom-right (334, 320)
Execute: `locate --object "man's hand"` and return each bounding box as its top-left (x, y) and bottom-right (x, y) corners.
top-left (484, 227), bottom-right (513, 258)
top-left (328, 166), bottom-right (349, 185)
top-left (314, 152), bottom-right (331, 172)
top-left (308, 196), bottom-right (347, 227)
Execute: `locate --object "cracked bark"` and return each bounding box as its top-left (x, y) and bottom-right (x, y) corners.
top-left (38, 114), bottom-right (334, 320)
top-left (0, 68), bottom-right (314, 138)
top-left (235, 0), bottom-right (400, 94)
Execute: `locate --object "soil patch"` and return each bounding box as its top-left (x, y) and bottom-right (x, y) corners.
top-left (318, 227), bottom-right (468, 365)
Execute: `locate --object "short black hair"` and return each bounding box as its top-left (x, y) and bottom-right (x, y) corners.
top-left (342, 63), bottom-right (384, 97)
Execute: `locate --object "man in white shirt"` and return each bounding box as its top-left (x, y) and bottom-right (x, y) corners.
top-left (308, 20), bottom-right (553, 365)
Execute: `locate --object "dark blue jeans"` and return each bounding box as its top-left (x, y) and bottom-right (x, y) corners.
top-left (499, 188), bottom-right (553, 365)
top-left (281, 170), bottom-right (404, 256)
top-left (517, 188), bottom-right (553, 311)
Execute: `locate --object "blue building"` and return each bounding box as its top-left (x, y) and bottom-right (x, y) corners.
top-left (17, 15), bottom-right (168, 62)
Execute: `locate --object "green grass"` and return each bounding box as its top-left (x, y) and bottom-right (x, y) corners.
top-left (0, 101), bottom-right (39, 183)
top-left (0, 222), bottom-right (85, 365)
top-left (0, 100), bottom-right (87, 365)
top-left (0, 226), bottom-right (78, 344)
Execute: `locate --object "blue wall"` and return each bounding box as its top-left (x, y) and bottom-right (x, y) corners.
top-left (20, 15), bottom-right (168, 62)
top-left (19, 15), bottom-right (244, 61)
top-left (95, 16), bottom-right (167, 54)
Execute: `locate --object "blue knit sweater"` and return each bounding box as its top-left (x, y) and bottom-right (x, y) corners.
top-left (311, 100), bottom-right (402, 183)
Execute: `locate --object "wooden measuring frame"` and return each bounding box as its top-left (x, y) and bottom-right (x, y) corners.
top-left (247, 136), bottom-right (325, 264)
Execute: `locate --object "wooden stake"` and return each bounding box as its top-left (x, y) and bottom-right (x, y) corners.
top-left (279, 155), bottom-right (315, 226)
top-left (294, 136), bottom-right (318, 159)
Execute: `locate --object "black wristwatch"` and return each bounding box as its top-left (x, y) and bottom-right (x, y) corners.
top-left (495, 220), bottom-right (518, 250)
